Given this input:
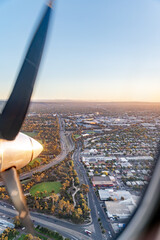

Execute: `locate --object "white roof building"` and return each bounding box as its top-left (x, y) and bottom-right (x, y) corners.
top-left (89, 149), bottom-right (98, 155)
top-left (120, 162), bottom-right (132, 168)
top-left (82, 156), bottom-right (116, 163)
top-left (88, 172), bottom-right (94, 177)
top-left (105, 198), bottom-right (137, 219)
top-left (126, 181), bottom-right (132, 186)
top-left (126, 156), bottom-right (154, 161)
top-left (109, 176), bottom-right (116, 182)
top-left (98, 189), bottom-right (132, 201)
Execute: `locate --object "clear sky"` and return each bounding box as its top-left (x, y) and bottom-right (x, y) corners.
top-left (0, 0), bottom-right (160, 102)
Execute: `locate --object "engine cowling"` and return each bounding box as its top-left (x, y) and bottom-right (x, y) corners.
top-left (0, 132), bottom-right (43, 172)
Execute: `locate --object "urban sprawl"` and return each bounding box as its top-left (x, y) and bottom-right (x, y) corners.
top-left (0, 102), bottom-right (158, 240)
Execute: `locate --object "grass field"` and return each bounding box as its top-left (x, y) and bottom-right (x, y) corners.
top-left (18, 233), bottom-right (47, 240)
top-left (74, 134), bottom-right (81, 139)
top-left (18, 234), bottom-right (25, 240)
top-left (22, 131), bottom-right (43, 145)
top-left (87, 131), bottom-right (95, 134)
top-left (22, 131), bottom-right (37, 138)
top-left (29, 157), bottom-right (42, 166)
top-left (30, 182), bottom-right (62, 196)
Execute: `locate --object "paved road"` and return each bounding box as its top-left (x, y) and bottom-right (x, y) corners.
top-left (0, 202), bottom-right (91, 240)
top-left (0, 117), bottom-right (74, 185)
top-left (73, 142), bottom-right (116, 240)
top-left (73, 147), bottom-right (106, 240)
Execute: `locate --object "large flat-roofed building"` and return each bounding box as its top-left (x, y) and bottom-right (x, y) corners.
top-left (92, 176), bottom-right (114, 187)
top-left (82, 156), bottom-right (116, 163)
top-left (126, 156), bottom-right (154, 161)
top-left (105, 199), bottom-right (137, 219)
top-left (98, 189), bottom-right (132, 201)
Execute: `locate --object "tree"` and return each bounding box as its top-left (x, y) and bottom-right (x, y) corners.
top-left (65, 201), bottom-right (74, 215)
top-left (75, 177), bottom-right (79, 185)
top-left (51, 205), bottom-right (55, 213)
top-left (58, 199), bottom-right (66, 211)
top-left (77, 208), bottom-right (83, 216)
top-left (24, 234), bottom-right (41, 240)
top-left (35, 199), bottom-right (40, 209)
top-left (80, 184), bottom-right (89, 194)
top-left (44, 201), bottom-right (48, 210)
top-left (51, 193), bottom-right (59, 203)
top-left (13, 216), bottom-right (22, 228)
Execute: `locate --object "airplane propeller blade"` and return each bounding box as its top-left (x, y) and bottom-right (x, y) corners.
top-left (1, 167), bottom-right (34, 234)
top-left (0, 0), bottom-right (54, 235)
top-left (0, 1), bottom-right (54, 141)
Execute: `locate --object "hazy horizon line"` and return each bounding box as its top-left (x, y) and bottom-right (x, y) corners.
top-left (1, 99), bottom-right (160, 104)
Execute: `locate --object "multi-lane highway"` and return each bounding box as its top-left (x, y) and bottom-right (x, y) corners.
top-left (18, 117), bottom-right (74, 179)
top-left (0, 117), bottom-right (73, 185)
top-left (0, 202), bottom-right (91, 240)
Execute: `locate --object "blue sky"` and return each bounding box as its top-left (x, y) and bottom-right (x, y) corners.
top-left (1, 0), bottom-right (160, 101)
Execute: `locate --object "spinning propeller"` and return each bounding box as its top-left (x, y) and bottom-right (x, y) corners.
top-left (0, 0), bottom-right (54, 234)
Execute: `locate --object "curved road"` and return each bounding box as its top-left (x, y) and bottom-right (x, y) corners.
top-left (0, 117), bottom-right (74, 185)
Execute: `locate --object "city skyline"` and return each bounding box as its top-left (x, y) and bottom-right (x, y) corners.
top-left (1, 0), bottom-right (160, 102)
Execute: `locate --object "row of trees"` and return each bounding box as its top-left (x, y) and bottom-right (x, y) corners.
top-left (36, 225), bottom-right (69, 240)
top-left (0, 187), bottom-right (9, 201)
top-left (13, 217), bottom-right (68, 240)
top-left (0, 228), bottom-right (18, 240)
top-left (19, 114), bottom-right (61, 174)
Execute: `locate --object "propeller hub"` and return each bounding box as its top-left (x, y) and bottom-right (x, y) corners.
top-left (0, 132), bottom-right (43, 172)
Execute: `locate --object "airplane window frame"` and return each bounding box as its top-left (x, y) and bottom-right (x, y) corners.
top-left (1, 1), bottom-right (160, 240)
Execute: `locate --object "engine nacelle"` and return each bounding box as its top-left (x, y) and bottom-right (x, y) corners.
top-left (0, 132), bottom-right (43, 172)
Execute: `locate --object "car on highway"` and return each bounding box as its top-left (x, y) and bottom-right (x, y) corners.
top-left (85, 229), bottom-right (92, 236)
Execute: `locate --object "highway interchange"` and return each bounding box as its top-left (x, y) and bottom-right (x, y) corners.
top-left (0, 118), bottom-right (116, 240)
